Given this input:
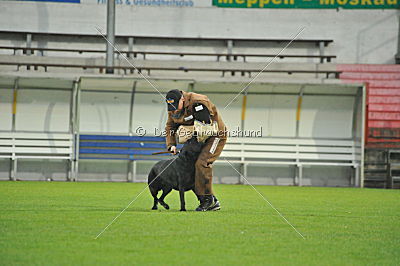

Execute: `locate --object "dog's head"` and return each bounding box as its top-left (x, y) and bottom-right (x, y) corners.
top-left (179, 136), bottom-right (204, 160)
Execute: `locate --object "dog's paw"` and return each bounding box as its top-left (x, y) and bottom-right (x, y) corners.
top-left (159, 201), bottom-right (170, 210)
top-left (180, 208), bottom-right (186, 212)
top-left (151, 206), bottom-right (158, 210)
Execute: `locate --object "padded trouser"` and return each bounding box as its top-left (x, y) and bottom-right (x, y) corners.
top-left (194, 136), bottom-right (227, 196)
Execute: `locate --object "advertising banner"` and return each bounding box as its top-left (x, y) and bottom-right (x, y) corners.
top-left (212, 0), bottom-right (399, 9)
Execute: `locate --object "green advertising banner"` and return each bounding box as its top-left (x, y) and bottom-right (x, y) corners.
top-left (212, 0), bottom-right (399, 9)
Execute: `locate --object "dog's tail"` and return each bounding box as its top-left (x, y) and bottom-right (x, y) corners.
top-left (148, 168), bottom-right (159, 201)
top-left (147, 168), bottom-right (157, 185)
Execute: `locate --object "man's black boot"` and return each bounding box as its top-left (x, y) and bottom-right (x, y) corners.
top-left (195, 195), bottom-right (215, 211)
top-left (207, 196), bottom-right (221, 211)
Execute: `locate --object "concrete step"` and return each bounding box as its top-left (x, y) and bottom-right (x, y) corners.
top-left (0, 54), bottom-right (338, 72)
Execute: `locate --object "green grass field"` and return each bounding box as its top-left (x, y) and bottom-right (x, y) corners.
top-left (0, 181), bottom-right (399, 265)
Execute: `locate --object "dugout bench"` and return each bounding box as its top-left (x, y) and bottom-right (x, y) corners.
top-left (218, 137), bottom-right (361, 187)
top-left (0, 132), bottom-right (74, 181)
top-left (77, 134), bottom-right (360, 186)
top-left (77, 135), bottom-right (183, 182)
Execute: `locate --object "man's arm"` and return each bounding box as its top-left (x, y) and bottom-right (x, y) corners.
top-left (165, 112), bottom-right (177, 151)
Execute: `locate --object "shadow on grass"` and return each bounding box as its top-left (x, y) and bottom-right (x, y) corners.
top-left (2, 207), bottom-right (218, 213)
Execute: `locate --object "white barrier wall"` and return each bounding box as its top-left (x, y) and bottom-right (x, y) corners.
top-left (246, 94), bottom-right (298, 137)
top-left (80, 91), bottom-right (131, 133)
top-left (130, 93), bottom-right (169, 135)
top-left (0, 78), bottom-right (358, 138)
top-left (16, 89), bottom-right (71, 132)
top-left (0, 1), bottom-right (398, 64)
top-left (299, 95), bottom-right (354, 139)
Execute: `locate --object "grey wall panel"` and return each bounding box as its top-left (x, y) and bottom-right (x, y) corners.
top-left (78, 160), bottom-right (129, 182)
top-left (301, 166), bottom-right (352, 187)
top-left (14, 159), bottom-right (69, 181)
top-left (0, 159), bottom-right (11, 180)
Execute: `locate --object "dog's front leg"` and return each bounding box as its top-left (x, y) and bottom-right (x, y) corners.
top-left (179, 186), bottom-right (186, 211)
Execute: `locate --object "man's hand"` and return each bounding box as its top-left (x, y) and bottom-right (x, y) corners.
top-left (169, 146), bottom-right (177, 155)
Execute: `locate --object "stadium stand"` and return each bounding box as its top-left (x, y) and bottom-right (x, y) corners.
top-left (338, 64), bottom-right (400, 188)
top-left (0, 30), bottom-right (338, 78)
top-left (0, 46), bottom-right (336, 63)
top-left (0, 56), bottom-right (341, 78)
top-left (0, 30), bottom-right (379, 187)
top-left (0, 31), bottom-right (334, 63)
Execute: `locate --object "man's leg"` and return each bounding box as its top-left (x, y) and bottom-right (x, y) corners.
top-left (195, 136), bottom-right (226, 211)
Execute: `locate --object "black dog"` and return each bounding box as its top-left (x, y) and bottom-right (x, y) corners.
top-left (148, 137), bottom-right (204, 211)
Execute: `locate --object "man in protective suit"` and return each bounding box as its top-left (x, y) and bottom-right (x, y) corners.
top-left (165, 89), bottom-right (227, 211)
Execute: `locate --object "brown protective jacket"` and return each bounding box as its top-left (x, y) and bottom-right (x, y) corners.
top-left (165, 91), bottom-right (227, 150)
